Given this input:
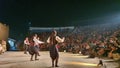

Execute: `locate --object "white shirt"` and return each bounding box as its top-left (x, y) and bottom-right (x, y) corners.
top-left (24, 40), bottom-right (30, 45)
top-left (33, 37), bottom-right (44, 45)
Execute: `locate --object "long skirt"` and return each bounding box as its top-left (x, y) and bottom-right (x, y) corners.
top-left (28, 45), bottom-right (38, 55)
top-left (49, 45), bottom-right (59, 60)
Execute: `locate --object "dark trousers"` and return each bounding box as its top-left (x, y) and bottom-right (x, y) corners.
top-left (24, 44), bottom-right (29, 54)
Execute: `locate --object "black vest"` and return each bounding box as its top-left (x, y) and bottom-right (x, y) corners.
top-left (49, 36), bottom-right (58, 45)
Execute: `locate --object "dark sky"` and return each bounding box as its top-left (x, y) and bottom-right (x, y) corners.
top-left (0, 0), bottom-right (120, 39)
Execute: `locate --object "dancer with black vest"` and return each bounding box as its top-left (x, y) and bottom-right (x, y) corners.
top-left (47, 30), bottom-right (65, 67)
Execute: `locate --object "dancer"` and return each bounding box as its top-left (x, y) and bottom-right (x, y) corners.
top-left (28, 35), bottom-right (44, 61)
top-left (24, 37), bottom-right (30, 54)
top-left (47, 30), bottom-right (65, 67)
top-left (33, 34), bottom-right (44, 56)
top-left (27, 36), bottom-right (37, 61)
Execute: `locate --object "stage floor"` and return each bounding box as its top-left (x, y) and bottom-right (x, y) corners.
top-left (0, 51), bottom-right (119, 68)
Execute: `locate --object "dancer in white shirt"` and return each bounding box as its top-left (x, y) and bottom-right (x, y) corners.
top-left (33, 34), bottom-right (44, 56)
top-left (28, 34), bottom-right (44, 61)
top-left (24, 37), bottom-right (30, 54)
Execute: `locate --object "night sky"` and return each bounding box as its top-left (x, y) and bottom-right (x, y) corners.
top-left (0, 0), bottom-right (120, 39)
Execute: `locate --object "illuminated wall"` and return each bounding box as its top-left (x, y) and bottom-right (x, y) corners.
top-left (0, 23), bottom-right (9, 40)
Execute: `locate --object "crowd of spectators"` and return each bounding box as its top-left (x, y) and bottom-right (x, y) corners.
top-left (29, 23), bottom-right (120, 60)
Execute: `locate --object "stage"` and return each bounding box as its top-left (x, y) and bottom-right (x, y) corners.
top-left (0, 51), bottom-right (118, 68)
